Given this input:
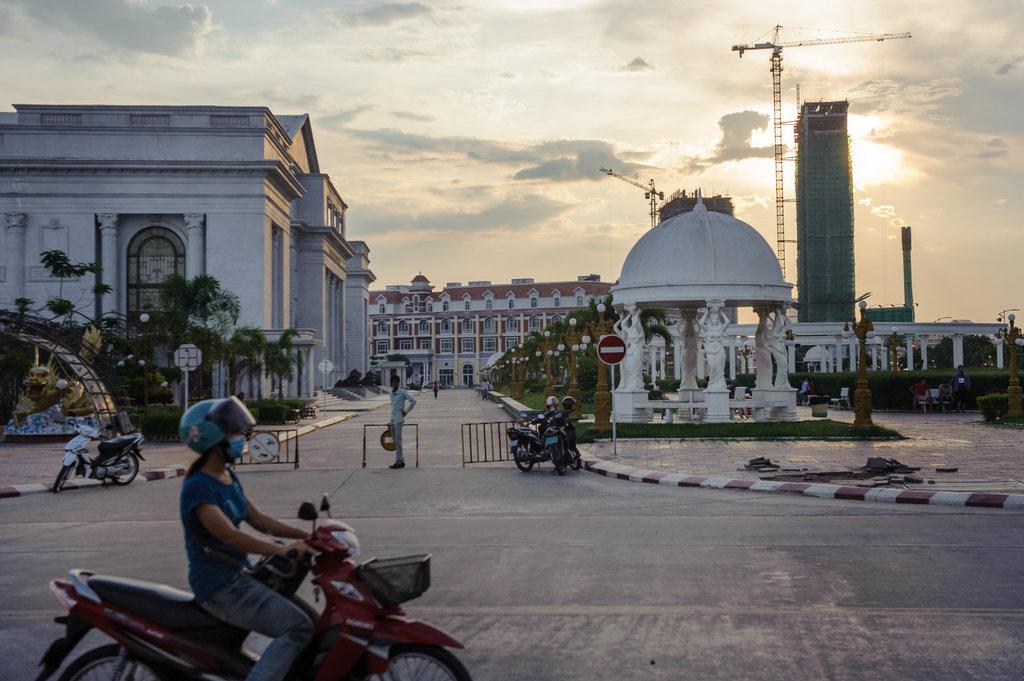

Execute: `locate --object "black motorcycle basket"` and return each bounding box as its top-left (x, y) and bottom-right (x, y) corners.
top-left (356, 553), bottom-right (431, 608)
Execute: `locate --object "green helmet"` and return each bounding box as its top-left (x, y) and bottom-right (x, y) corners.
top-left (179, 397), bottom-right (256, 455)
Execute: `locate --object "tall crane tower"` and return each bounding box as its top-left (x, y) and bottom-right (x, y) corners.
top-left (732, 26), bottom-right (911, 278)
top-left (599, 167), bottom-right (664, 228)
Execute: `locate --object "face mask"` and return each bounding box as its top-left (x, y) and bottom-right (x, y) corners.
top-left (225, 435), bottom-right (246, 461)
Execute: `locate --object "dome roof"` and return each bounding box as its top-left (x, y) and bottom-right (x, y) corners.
top-left (612, 197), bottom-right (792, 308)
top-left (411, 274), bottom-right (430, 284)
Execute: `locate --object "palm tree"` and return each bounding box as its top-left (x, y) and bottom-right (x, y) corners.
top-left (228, 327), bottom-right (268, 398)
top-left (264, 329), bottom-right (299, 399)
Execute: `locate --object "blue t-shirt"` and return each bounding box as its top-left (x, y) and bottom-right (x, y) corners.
top-left (180, 469), bottom-right (251, 602)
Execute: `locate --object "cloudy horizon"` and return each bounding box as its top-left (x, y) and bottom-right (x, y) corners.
top-left (1, 0), bottom-right (1020, 323)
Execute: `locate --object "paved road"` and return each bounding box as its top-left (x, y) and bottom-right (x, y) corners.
top-left (3, 391), bottom-right (1023, 680)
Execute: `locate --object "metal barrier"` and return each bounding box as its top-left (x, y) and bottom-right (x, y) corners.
top-left (362, 423), bottom-right (419, 469)
top-left (460, 421), bottom-right (519, 466)
top-left (236, 428), bottom-right (300, 469)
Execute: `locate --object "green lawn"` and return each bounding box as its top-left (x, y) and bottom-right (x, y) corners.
top-left (989, 416), bottom-right (1024, 429)
top-left (574, 419), bottom-right (902, 443)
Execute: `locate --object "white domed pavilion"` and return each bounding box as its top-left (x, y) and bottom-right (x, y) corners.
top-left (610, 194), bottom-right (798, 423)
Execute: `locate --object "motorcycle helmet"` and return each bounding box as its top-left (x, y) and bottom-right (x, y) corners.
top-left (180, 396), bottom-right (256, 455)
top-left (545, 395), bottom-right (558, 409)
top-left (562, 396), bottom-right (577, 412)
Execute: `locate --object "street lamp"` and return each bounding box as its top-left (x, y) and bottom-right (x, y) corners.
top-left (996, 314), bottom-right (1023, 417)
top-left (887, 327), bottom-right (902, 373)
top-left (586, 302), bottom-right (612, 431)
top-left (848, 300), bottom-right (875, 427)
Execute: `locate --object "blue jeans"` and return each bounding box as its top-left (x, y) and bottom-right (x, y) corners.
top-left (201, 573), bottom-right (313, 681)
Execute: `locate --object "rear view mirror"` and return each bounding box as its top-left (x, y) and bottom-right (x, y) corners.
top-left (298, 502), bottom-right (318, 521)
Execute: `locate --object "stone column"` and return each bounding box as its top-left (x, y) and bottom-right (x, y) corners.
top-left (184, 213), bottom-right (206, 280)
top-left (97, 213), bottom-right (119, 315)
top-left (728, 340), bottom-right (736, 379)
top-left (921, 339), bottom-right (929, 370)
top-left (788, 344), bottom-right (796, 373)
top-left (906, 336), bottom-right (915, 371)
top-left (952, 334), bottom-right (965, 368)
top-left (674, 338), bottom-right (682, 380)
top-left (5, 213), bottom-right (27, 300)
top-left (995, 339), bottom-right (1003, 369)
top-left (849, 339), bottom-right (858, 371)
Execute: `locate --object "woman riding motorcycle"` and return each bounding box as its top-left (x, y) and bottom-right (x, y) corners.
top-left (178, 396), bottom-right (315, 681)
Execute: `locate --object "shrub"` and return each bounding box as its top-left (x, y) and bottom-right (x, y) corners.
top-left (139, 406), bottom-right (183, 440)
top-left (977, 393), bottom-right (1008, 421)
top-left (657, 378), bottom-right (681, 393)
top-left (361, 371), bottom-right (380, 387)
top-left (648, 389), bottom-right (665, 400)
top-left (257, 403), bottom-right (288, 423)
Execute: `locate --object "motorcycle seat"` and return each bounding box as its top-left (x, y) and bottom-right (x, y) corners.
top-left (97, 436), bottom-right (138, 456)
top-left (89, 575), bottom-right (223, 630)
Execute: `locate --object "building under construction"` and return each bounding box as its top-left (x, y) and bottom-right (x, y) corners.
top-left (658, 190), bottom-right (734, 222)
top-left (795, 101), bottom-right (855, 322)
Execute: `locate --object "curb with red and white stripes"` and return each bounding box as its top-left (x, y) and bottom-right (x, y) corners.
top-left (0, 467), bottom-right (187, 500)
top-left (583, 459), bottom-right (1024, 510)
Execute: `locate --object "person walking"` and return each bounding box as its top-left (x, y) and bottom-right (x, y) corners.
top-left (432, 380), bottom-right (439, 399)
top-left (951, 365), bottom-right (971, 412)
top-left (388, 374), bottom-right (416, 469)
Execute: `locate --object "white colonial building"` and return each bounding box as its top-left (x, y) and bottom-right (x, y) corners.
top-left (0, 104), bottom-right (374, 397)
top-left (370, 274), bottom-right (612, 387)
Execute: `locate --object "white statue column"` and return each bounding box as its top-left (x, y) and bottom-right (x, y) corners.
top-left (920, 339), bottom-right (929, 370)
top-left (5, 213), bottom-right (27, 300)
top-left (612, 303), bottom-right (648, 422)
top-left (673, 337), bottom-right (682, 380)
top-left (952, 334), bottom-right (965, 368)
top-left (184, 213), bottom-right (206, 279)
top-left (97, 213), bottom-right (119, 315)
top-left (995, 339), bottom-right (1003, 369)
top-left (728, 339), bottom-right (736, 379)
top-left (788, 343), bottom-right (796, 373)
top-left (677, 309), bottom-right (699, 397)
top-left (753, 306), bottom-right (773, 391)
top-left (698, 300), bottom-right (730, 423)
top-left (905, 335), bottom-right (915, 371)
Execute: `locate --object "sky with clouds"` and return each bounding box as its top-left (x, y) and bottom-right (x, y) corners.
top-left (1, 0), bottom-right (1021, 323)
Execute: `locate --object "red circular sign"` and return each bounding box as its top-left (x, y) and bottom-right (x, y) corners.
top-left (596, 334), bottom-right (626, 365)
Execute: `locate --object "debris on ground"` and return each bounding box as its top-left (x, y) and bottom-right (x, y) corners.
top-left (744, 456), bottom-right (780, 472)
top-left (861, 457), bottom-right (921, 475)
top-left (935, 466), bottom-right (959, 473)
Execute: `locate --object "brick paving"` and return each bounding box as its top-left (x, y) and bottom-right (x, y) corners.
top-left (582, 409), bottom-right (1024, 493)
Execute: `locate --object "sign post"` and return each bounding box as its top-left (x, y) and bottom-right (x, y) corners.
top-left (596, 334), bottom-right (626, 457)
top-left (173, 343), bottom-right (202, 411)
top-left (318, 359), bottom-right (335, 414)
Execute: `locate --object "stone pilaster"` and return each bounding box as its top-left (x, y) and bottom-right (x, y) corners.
top-left (184, 213), bottom-right (206, 279)
top-left (96, 213), bottom-right (119, 315)
top-left (5, 213), bottom-right (27, 300)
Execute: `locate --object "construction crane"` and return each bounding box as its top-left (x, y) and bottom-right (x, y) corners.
top-left (732, 26), bottom-right (911, 278)
top-left (599, 167), bottom-right (664, 228)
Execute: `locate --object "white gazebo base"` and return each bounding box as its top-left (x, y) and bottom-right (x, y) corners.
top-left (704, 390), bottom-right (732, 423)
top-left (612, 390), bottom-right (651, 423)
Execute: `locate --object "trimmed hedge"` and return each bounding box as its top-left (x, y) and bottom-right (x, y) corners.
top-left (139, 406), bottom-right (183, 440)
top-left (736, 369), bottom-right (1015, 411)
top-left (977, 393), bottom-right (1008, 421)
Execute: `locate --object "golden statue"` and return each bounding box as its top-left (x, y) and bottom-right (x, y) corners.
top-left (80, 324), bottom-right (103, 363)
top-left (13, 349), bottom-right (94, 425)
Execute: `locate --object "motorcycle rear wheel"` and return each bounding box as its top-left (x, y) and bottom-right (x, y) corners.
top-left (551, 444), bottom-right (566, 476)
top-left (58, 644), bottom-right (164, 681)
top-left (109, 452), bottom-right (140, 486)
top-left (512, 445), bottom-right (534, 472)
top-left (367, 644), bottom-right (472, 681)
top-left (52, 463), bottom-right (75, 493)
top-left (570, 448), bottom-right (583, 471)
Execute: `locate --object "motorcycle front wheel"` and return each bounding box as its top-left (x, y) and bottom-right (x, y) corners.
top-left (570, 447), bottom-right (583, 471)
top-left (58, 644), bottom-right (163, 681)
top-left (52, 463), bottom-right (75, 493)
top-left (108, 452), bottom-right (140, 486)
top-left (512, 445), bottom-right (534, 472)
top-left (369, 645), bottom-right (472, 681)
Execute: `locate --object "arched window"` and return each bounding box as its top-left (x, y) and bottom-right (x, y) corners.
top-left (377, 321), bottom-right (388, 335)
top-left (398, 320), bottom-right (409, 335)
top-left (483, 318), bottom-right (496, 333)
top-left (441, 319), bottom-right (452, 333)
top-left (530, 297), bottom-right (538, 308)
top-left (485, 297), bottom-right (493, 310)
top-left (576, 295), bottom-right (584, 307)
top-left (464, 300), bottom-right (470, 311)
top-left (419, 320), bottom-right (430, 334)
top-left (505, 318), bottom-right (518, 332)
top-left (442, 300), bottom-right (450, 311)
top-left (529, 316), bottom-right (541, 331)
top-left (426, 300), bottom-right (433, 312)
top-left (127, 226), bottom-right (185, 317)
top-left (553, 297), bottom-right (560, 307)
top-left (462, 318), bottom-right (475, 333)
top-left (507, 298), bottom-right (515, 309)
top-left (378, 302), bottom-right (386, 314)
top-left (462, 363), bottom-right (475, 387)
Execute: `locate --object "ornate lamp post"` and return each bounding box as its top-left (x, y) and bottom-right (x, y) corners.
top-left (997, 314), bottom-right (1023, 417)
top-left (587, 302), bottom-right (613, 432)
top-left (847, 300), bottom-right (876, 427)
top-left (564, 317), bottom-right (583, 417)
top-left (887, 328), bottom-right (902, 373)
top-left (137, 312), bottom-right (151, 409)
top-left (542, 330), bottom-right (554, 395)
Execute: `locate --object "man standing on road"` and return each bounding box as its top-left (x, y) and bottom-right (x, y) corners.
top-left (432, 380), bottom-right (439, 399)
top-left (388, 374), bottom-right (416, 469)
top-left (951, 365), bottom-right (971, 413)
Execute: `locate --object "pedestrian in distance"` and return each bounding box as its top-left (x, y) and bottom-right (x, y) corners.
top-left (910, 378), bottom-right (930, 411)
top-left (235, 391), bottom-right (246, 405)
top-left (951, 365), bottom-right (971, 412)
top-left (388, 374), bottom-right (416, 469)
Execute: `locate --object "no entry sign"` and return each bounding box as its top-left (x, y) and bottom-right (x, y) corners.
top-left (597, 334), bottom-right (626, 365)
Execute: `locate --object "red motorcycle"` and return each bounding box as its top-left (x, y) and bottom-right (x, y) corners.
top-left (36, 497), bottom-right (471, 681)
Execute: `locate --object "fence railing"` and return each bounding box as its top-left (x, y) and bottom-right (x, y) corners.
top-left (460, 421), bottom-right (518, 466)
top-left (362, 423), bottom-right (419, 469)
top-left (236, 428), bottom-right (300, 469)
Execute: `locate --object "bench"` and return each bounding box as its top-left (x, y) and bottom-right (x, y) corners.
top-left (302, 405), bottom-right (318, 419)
top-left (829, 387), bottom-right (851, 410)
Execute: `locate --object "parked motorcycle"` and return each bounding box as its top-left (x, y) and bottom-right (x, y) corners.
top-left (507, 411), bottom-right (581, 475)
top-left (51, 423), bottom-right (145, 493)
top-left (36, 496), bottom-right (472, 681)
